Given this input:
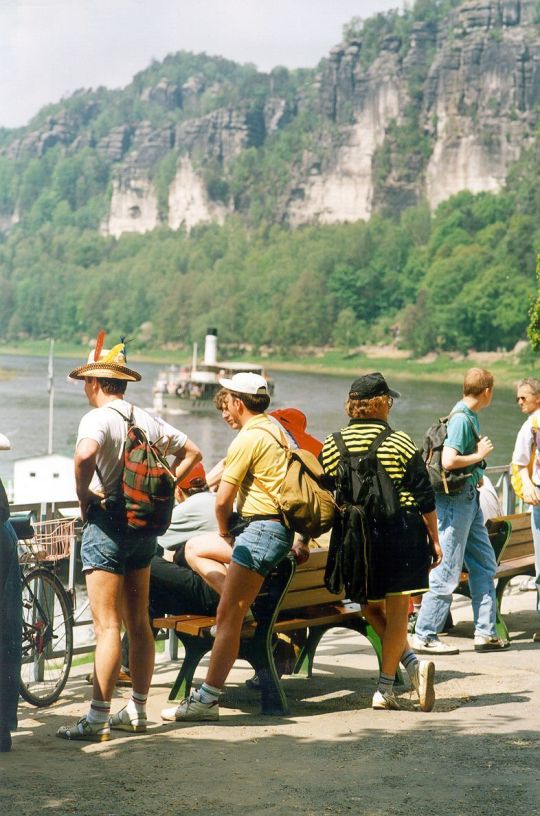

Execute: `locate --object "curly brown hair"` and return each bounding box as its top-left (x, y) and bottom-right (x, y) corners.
top-left (346, 395), bottom-right (391, 419)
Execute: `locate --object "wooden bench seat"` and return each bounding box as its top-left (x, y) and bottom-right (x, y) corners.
top-left (152, 548), bottom-right (384, 716)
top-left (456, 513), bottom-right (536, 640)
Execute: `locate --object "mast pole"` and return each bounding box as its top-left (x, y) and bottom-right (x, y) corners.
top-left (47, 338), bottom-right (54, 455)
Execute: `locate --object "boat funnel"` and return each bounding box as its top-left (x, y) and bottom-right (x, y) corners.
top-left (204, 328), bottom-right (218, 366)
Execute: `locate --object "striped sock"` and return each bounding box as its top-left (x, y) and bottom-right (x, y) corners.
top-left (376, 672), bottom-right (395, 695)
top-left (401, 648), bottom-right (419, 681)
top-left (198, 682), bottom-right (221, 704)
top-left (87, 698), bottom-right (111, 724)
top-left (127, 690), bottom-right (147, 718)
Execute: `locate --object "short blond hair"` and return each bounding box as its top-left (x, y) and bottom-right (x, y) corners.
top-left (463, 367), bottom-right (494, 396)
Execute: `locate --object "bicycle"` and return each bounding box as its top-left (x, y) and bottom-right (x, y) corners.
top-left (13, 515), bottom-right (75, 707)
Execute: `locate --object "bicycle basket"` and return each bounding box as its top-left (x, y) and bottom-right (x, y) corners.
top-left (18, 518), bottom-right (75, 564)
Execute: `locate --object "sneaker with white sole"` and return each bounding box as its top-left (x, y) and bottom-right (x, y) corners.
top-left (410, 660), bottom-right (435, 712)
top-left (161, 691), bottom-right (219, 722)
top-left (411, 635), bottom-right (459, 655)
top-left (109, 705), bottom-right (147, 733)
top-left (372, 690), bottom-right (401, 710)
top-left (56, 716), bottom-right (110, 742)
top-left (473, 635), bottom-right (510, 652)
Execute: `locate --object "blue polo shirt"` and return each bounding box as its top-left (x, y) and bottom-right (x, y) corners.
top-left (444, 401), bottom-right (484, 487)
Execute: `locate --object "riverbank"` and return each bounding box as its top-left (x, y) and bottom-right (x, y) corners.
top-left (3, 588), bottom-right (539, 816)
top-left (0, 340), bottom-right (536, 387)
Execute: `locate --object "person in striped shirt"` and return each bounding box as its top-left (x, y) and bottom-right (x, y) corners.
top-left (321, 372), bottom-right (442, 712)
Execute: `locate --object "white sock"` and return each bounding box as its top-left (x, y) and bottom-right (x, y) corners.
top-left (87, 699), bottom-right (111, 724)
top-left (127, 691), bottom-right (147, 717)
top-left (198, 683), bottom-right (221, 703)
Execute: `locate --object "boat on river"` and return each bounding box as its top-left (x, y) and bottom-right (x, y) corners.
top-left (152, 329), bottom-right (274, 414)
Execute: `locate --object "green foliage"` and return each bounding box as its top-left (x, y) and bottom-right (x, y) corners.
top-left (528, 256), bottom-right (540, 351)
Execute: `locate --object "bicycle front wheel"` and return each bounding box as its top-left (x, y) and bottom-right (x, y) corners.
top-left (20, 567), bottom-right (73, 707)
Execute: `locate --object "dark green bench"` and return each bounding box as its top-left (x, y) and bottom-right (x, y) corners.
top-left (152, 548), bottom-right (387, 716)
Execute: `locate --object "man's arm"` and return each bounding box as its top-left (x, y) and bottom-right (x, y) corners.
top-left (215, 480), bottom-right (238, 543)
top-left (74, 438), bottom-right (101, 522)
top-left (442, 436), bottom-right (493, 471)
top-left (517, 466), bottom-right (540, 506)
top-left (172, 438), bottom-right (202, 485)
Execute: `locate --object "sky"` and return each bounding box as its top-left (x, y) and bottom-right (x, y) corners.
top-left (0, 0), bottom-right (402, 129)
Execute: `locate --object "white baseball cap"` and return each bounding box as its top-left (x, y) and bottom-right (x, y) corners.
top-left (0, 433), bottom-right (11, 450)
top-left (219, 372), bottom-right (269, 396)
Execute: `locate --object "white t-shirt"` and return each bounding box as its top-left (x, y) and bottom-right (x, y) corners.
top-left (512, 409), bottom-right (540, 486)
top-left (76, 398), bottom-right (187, 495)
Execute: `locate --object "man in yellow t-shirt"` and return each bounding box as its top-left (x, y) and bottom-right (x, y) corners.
top-left (161, 372), bottom-right (294, 723)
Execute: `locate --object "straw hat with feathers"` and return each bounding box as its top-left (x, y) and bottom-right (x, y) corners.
top-left (69, 332), bottom-right (141, 382)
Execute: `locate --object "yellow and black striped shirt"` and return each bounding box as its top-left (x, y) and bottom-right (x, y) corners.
top-left (321, 419), bottom-right (435, 514)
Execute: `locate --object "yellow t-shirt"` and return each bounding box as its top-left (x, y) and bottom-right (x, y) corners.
top-left (221, 414), bottom-right (288, 517)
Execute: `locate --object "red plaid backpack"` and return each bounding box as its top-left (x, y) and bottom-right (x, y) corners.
top-left (106, 406), bottom-right (176, 535)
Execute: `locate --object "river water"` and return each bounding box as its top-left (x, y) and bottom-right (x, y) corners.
top-left (0, 352), bottom-right (522, 486)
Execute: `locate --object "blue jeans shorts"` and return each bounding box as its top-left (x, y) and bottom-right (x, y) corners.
top-left (81, 505), bottom-right (157, 576)
top-left (231, 519), bottom-right (293, 578)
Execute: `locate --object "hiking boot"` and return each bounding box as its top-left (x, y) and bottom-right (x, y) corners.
top-left (473, 635), bottom-right (510, 652)
top-left (161, 691), bottom-right (219, 722)
top-left (411, 635), bottom-right (459, 655)
top-left (56, 716), bottom-right (110, 742)
top-left (410, 660), bottom-right (435, 712)
top-left (109, 705), bottom-right (147, 733)
top-left (372, 690), bottom-right (401, 711)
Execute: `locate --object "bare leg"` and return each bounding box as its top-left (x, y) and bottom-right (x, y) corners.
top-left (85, 569), bottom-right (124, 702)
top-left (381, 595), bottom-right (410, 676)
top-left (205, 562), bottom-right (264, 689)
top-left (122, 565), bottom-right (154, 695)
top-left (185, 532), bottom-right (232, 596)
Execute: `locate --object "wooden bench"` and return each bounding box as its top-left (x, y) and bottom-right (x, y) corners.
top-left (152, 548), bottom-right (386, 716)
top-left (456, 513), bottom-right (536, 640)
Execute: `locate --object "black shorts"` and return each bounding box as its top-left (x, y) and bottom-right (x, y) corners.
top-left (366, 511), bottom-right (432, 602)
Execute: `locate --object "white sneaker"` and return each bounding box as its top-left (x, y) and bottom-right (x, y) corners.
top-left (410, 660), bottom-right (435, 712)
top-left (161, 691), bottom-right (219, 722)
top-left (411, 635), bottom-right (459, 655)
top-left (372, 690), bottom-right (401, 710)
top-left (473, 635), bottom-right (510, 652)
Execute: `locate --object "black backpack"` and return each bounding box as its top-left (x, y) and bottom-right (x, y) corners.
top-left (422, 411), bottom-right (480, 495)
top-left (324, 428), bottom-right (402, 601)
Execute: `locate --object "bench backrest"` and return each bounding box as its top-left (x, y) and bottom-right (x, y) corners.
top-left (279, 548), bottom-right (344, 612)
top-left (491, 513), bottom-right (534, 563)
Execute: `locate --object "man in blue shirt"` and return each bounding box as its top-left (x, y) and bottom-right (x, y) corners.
top-left (412, 368), bottom-right (510, 655)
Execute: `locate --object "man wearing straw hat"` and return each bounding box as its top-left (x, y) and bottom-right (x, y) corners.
top-left (57, 339), bottom-right (201, 742)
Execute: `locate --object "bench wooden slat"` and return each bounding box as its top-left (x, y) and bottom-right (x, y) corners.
top-left (280, 586), bottom-right (346, 610)
top-left (274, 602), bottom-right (363, 633)
top-left (287, 568), bottom-right (327, 591)
top-left (497, 555), bottom-right (537, 578)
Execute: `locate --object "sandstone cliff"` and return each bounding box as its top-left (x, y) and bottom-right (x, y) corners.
top-left (2, 0), bottom-right (540, 237)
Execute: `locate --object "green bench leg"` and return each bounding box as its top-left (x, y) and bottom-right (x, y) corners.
top-left (495, 577), bottom-right (512, 642)
top-left (167, 634), bottom-right (211, 702)
top-left (292, 620), bottom-right (403, 687)
top-left (241, 630), bottom-right (289, 716)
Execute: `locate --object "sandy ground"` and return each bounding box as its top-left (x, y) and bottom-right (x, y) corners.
top-left (2, 587), bottom-right (540, 816)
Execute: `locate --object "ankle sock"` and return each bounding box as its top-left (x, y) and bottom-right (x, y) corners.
top-left (198, 682), bottom-right (221, 704)
top-left (401, 648), bottom-right (419, 681)
top-left (376, 672), bottom-right (395, 695)
top-left (87, 699), bottom-right (111, 724)
top-left (127, 690), bottom-right (147, 718)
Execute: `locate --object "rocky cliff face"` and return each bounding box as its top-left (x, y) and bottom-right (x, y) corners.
top-left (3, 0), bottom-right (540, 236)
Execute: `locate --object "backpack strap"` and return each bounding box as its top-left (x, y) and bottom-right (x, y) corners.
top-left (333, 426), bottom-right (395, 461)
top-left (94, 404), bottom-right (135, 491)
top-left (332, 432), bottom-right (350, 459)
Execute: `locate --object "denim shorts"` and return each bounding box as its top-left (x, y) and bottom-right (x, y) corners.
top-left (231, 519), bottom-right (293, 577)
top-left (81, 505), bottom-right (157, 576)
